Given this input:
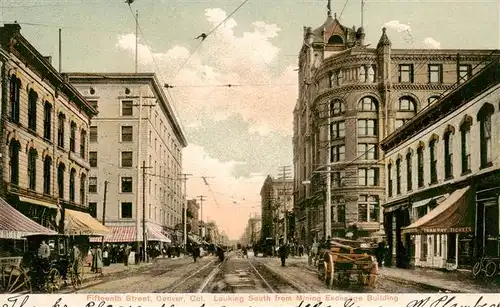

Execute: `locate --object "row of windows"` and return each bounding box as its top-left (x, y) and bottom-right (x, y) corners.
top-left (387, 103), bottom-right (495, 197)
top-left (330, 195), bottom-right (380, 223)
top-left (10, 140), bottom-right (86, 204)
top-left (89, 126), bottom-right (133, 143)
top-left (89, 201), bottom-right (181, 225)
top-left (330, 144), bottom-right (378, 162)
top-left (10, 76), bottom-right (88, 159)
top-left (398, 64), bottom-right (471, 84)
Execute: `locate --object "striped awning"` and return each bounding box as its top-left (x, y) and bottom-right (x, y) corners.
top-left (89, 226), bottom-right (136, 243)
top-left (147, 225), bottom-right (171, 243)
top-left (0, 197), bottom-right (57, 239)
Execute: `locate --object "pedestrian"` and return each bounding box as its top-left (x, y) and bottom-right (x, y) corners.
top-left (103, 245), bottom-right (110, 266)
top-left (192, 244), bottom-right (200, 262)
top-left (124, 245), bottom-right (131, 266)
top-left (93, 246), bottom-right (103, 275)
top-left (279, 243), bottom-right (289, 267)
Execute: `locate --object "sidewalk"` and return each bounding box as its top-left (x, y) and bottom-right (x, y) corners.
top-left (266, 256), bottom-right (500, 293)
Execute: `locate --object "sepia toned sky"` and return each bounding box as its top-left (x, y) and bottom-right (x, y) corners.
top-left (1, 0), bottom-right (498, 240)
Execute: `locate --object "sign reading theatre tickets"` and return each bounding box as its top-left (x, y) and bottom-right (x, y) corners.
top-left (1, 293), bottom-right (499, 307)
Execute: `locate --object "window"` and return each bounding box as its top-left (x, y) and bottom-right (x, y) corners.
top-left (89, 202), bottom-right (97, 218)
top-left (444, 130), bottom-right (454, 178)
top-left (88, 100), bottom-right (98, 110)
top-left (57, 113), bottom-right (65, 148)
top-left (398, 97), bottom-right (415, 111)
top-left (121, 177), bottom-right (133, 193)
top-left (57, 163), bottom-right (65, 199)
top-left (9, 140), bottom-right (20, 186)
top-left (358, 119), bottom-right (377, 136)
top-left (399, 64), bottom-right (414, 83)
top-left (121, 126), bottom-right (133, 142)
top-left (90, 126), bottom-right (97, 142)
top-left (460, 119), bottom-right (471, 173)
top-left (478, 104), bottom-right (494, 168)
top-left (89, 151), bottom-right (97, 167)
top-left (358, 168), bottom-right (378, 186)
top-left (69, 168), bottom-right (76, 202)
top-left (330, 121), bottom-right (345, 139)
top-left (396, 158), bottom-right (401, 194)
top-left (9, 75), bottom-right (21, 123)
top-left (43, 155), bottom-right (52, 195)
top-left (330, 100), bottom-right (344, 116)
top-left (121, 202), bottom-right (133, 218)
top-left (359, 66), bottom-right (366, 82)
top-left (406, 152), bottom-right (413, 191)
top-left (43, 102), bottom-right (52, 140)
top-left (121, 100), bottom-right (133, 116)
top-left (458, 64), bottom-right (471, 83)
top-left (28, 148), bottom-right (37, 190)
top-left (70, 122), bottom-right (76, 152)
top-left (148, 204), bottom-right (152, 219)
top-left (80, 174), bottom-right (86, 205)
top-left (330, 145), bottom-right (345, 162)
top-left (429, 139), bottom-right (438, 184)
top-left (358, 97), bottom-right (377, 111)
top-left (121, 151), bottom-right (133, 167)
top-left (331, 171), bottom-right (345, 187)
top-left (358, 195), bottom-right (379, 222)
top-left (428, 64), bottom-right (442, 83)
top-left (89, 177), bottom-right (97, 193)
top-left (80, 130), bottom-right (86, 159)
top-left (421, 235), bottom-right (428, 261)
top-left (358, 143), bottom-right (377, 160)
top-left (417, 146), bottom-right (424, 187)
top-left (28, 89), bottom-right (37, 131)
top-left (428, 96), bottom-right (440, 105)
top-left (387, 163), bottom-right (393, 197)
top-left (331, 197), bottom-right (346, 223)
top-left (329, 72), bottom-right (337, 87)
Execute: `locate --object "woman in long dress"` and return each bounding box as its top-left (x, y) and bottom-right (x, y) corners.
top-left (93, 247), bottom-right (103, 274)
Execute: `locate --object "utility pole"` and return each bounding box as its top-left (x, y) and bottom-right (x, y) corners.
top-left (101, 180), bottom-right (108, 248)
top-left (58, 28), bottom-right (62, 72)
top-left (197, 195), bottom-right (206, 239)
top-left (179, 173), bottom-right (192, 254)
top-left (326, 100), bottom-right (332, 240)
top-left (278, 166), bottom-right (292, 244)
top-left (135, 10), bottom-right (138, 73)
top-left (141, 161), bottom-right (152, 263)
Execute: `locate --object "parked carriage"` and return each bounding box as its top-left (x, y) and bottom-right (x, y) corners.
top-left (0, 234), bottom-right (85, 293)
top-left (317, 237), bottom-right (378, 289)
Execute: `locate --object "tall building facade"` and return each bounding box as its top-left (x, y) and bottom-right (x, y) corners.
top-left (187, 198), bottom-right (199, 235)
top-left (67, 73), bottom-right (187, 243)
top-left (260, 176), bottom-right (293, 245)
top-left (0, 24), bottom-right (98, 232)
top-left (381, 59), bottom-right (500, 269)
top-left (293, 9), bottom-right (498, 246)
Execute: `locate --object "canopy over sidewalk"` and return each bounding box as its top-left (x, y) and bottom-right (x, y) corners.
top-left (89, 225), bottom-right (171, 243)
top-left (64, 209), bottom-right (111, 236)
top-left (0, 197), bottom-right (57, 239)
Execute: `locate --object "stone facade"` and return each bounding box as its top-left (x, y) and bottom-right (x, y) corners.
top-left (381, 59), bottom-right (500, 269)
top-left (187, 198), bottom-right (199, 235)
top-left (293, 11), bottom-right (499, 246)
top-left (66, 73), bottom-right (187, 239)
top-left (0, 24), bottom-right (97, 231)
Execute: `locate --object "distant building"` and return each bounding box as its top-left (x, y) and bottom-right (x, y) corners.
top-left (260, 176), bottom-right (293, 245)
top-left (0, 24), bottom-right (99, 234)
top-left (293, 8), bottom-right (499, 246)
top-left (381, 58), bottom-right (500, 270)
top-left (67, 73), bottom-right (187, 244)
top-left (187, 199), bottom-right (199, 235)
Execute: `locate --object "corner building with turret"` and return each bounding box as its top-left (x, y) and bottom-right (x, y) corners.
top-left (293, 9), bottom-right (498, 246)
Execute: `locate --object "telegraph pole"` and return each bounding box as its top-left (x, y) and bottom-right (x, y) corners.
top-left (101, 180), bottom-right (108, 248)
top-left (278, 166), bottom-right (292, 244)
top-left (141, 161), bottom-right (152, 263)
top-left (179, 173), bottom-right (192, 254)
top-left (197, 195), bottom-right (206, 239)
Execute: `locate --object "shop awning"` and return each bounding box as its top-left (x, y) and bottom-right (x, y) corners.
top-left (64, 209), bottom-right (111, 236)
top-left (89, 226), bottom-right (137, 243)
top-left (19, 195), bottom-right (58, 209)
top-left (188, 234), bottom-right (202, 244)
top-left (0, 197), bottom-right (57, 239)
top-left (402, 187), bottom-right (472, 235)
top-left (147, 225), bottom-right (171, 243)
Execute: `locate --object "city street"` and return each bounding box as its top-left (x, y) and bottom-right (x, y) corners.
top-left (59, 252), bottom-right (466, 293)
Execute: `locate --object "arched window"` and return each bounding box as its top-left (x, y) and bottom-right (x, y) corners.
top-left (70, 121), bottom-right (77, 152)
top-left (28, 89), bottom-right (38, 131)
top-left (330, 100), bottom-right (345, 116)
top-left (444, 127), bottom-right (455, 178)
top-left (460, 116), bottom-right (472, 173)
top-left (358, 96), bottom-right (378, 111)
top-left (57, 113), bottom-right (65, 148)
top-left (43, 155), bottom-right (52, 195)
top-left (70, 168), bottom-right (76, 202)
top-left (328, 35), bottom-right (343, 44)
top-left (9, 140), bottom-right (21, 186)
top-left (406, 151), bottom-right (413, 191)
top-left (80, 173), bottom-right (86, 205)
top-left (398, 96), bottom-right (416, 111)
top-left (9, 75), bottom-right (21, 123)
top-left (429, 138), bottom-right (438, 184)
top-left (58, 163), bottom-right (66, 199)
top-left (28, 148), bottom-right (37, 190)
top-left (396, 96), bottom-right (417, 129)
top-left (359, 66), bottom-right (366, 82)
top-left (396, 158), bottom-right (402, 194)
top-left (80, 129), bottom-right (86, 159)
top-left (43, 102), bottom-right (52, 140)
top-left (478, 103), bottom-right (494, 168)
top-left (417, 145), bottom-right (424, 187)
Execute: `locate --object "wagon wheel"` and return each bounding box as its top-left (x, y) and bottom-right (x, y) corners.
top-left (485, 261), bottom-right (497, 278)
top-left (71, 259), bottom-right (84, 289)
top-left (325, 254), bottom-right (335, 289)
top-left (45, 268), bottom-right (62, 293)
top-left (472, 261), bottom-right (483, 277)
top-left (1, 265), bottom-right (32, 294)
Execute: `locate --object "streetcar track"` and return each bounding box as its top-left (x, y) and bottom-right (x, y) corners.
top-left (246, 258), bottom-right (275, 293)
top-left (249, 258), bottom-right (307, 293)
top-left (154, 258), bottom-right (219, 293)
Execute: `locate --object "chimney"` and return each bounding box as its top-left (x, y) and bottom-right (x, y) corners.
top-left (44, 56), bottom-right (52, 64)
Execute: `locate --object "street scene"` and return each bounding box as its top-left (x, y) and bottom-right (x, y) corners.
top-left (0, 0), bottom-right (500, 295)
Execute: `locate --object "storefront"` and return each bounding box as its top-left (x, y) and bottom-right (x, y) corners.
top-left (475, 186), bottom-right (500, 259)
top-left (5, 193), bottom-right (59, 231)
